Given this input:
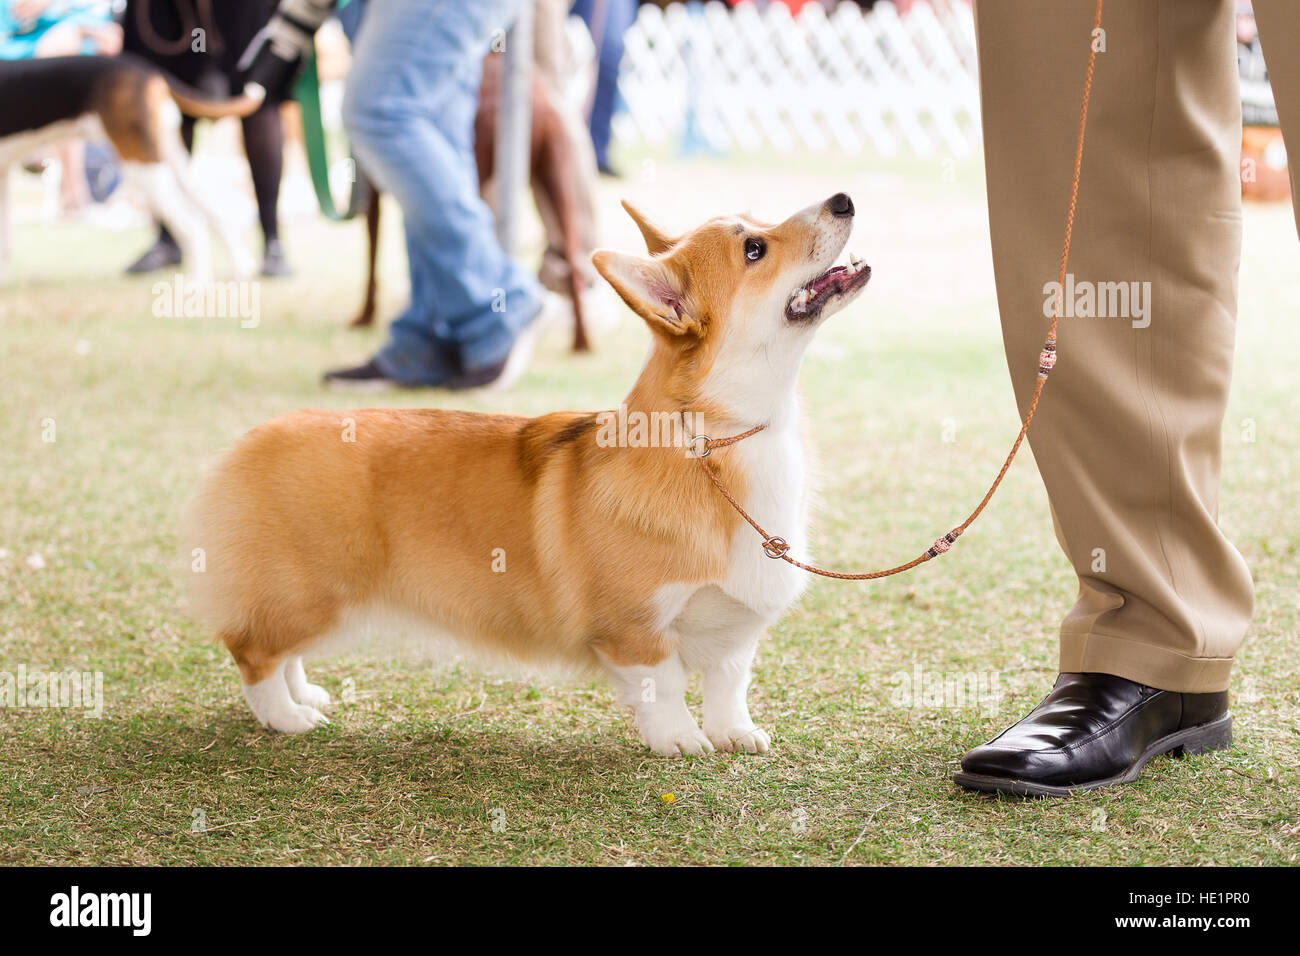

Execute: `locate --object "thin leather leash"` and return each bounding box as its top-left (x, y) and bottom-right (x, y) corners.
top-left (692, 0), bottom-right (1104, 581)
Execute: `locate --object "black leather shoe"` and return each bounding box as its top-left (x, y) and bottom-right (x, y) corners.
top-left (954, 672), bottom-right (1232, 797)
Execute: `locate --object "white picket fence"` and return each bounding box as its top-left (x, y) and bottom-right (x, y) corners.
top-left (612, 0), bottom-right (981, 158)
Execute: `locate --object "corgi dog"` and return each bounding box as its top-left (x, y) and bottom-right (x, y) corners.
top-left (184, 193), bottom-right (871, 756)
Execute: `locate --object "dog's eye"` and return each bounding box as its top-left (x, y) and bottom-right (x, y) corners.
top-left (744, 238), bottom-right (766, 263)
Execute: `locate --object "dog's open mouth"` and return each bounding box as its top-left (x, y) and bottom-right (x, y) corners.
top-left (786, 255), bottom-right (872, 320)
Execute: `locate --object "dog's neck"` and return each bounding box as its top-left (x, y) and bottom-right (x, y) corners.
top-left (624, 339), bottom-right (804, 441)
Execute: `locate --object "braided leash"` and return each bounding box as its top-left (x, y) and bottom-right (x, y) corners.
top-left (693, 0), bottom-right (1103, 581)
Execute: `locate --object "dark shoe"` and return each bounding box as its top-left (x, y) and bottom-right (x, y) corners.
top-left (440, 358), bottom-right (508, 390)
top-left (261, 238), bottom-right (292, 277)
top-left (954, 672), bottom-right (1232, 797)
top-left (125, 236), bottom-right (182, 274)
top-left (323, 359), bottom-right (400, 391)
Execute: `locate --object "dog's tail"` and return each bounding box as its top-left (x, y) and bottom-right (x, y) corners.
top-left (163, 74), bottom-right (267, 120)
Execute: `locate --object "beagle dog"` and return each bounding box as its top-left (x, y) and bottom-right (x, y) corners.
top-left (0, 53), bottom-right (262, 283)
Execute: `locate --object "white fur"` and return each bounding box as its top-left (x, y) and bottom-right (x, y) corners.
top-left (242, 659), bottom-right (329, 734)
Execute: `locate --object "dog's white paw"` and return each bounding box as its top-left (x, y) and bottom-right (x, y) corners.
top-left (263, 703), bottom-right (329, 734)
top-left (707, 725), bottom-right (771, 754)
top-left (291, 682), bottom-right (331, 710)
top-left (644, 725), bottom-right (715, 758)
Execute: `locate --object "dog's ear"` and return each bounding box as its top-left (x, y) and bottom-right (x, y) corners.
top-left (592, 249), bottom-right (698, 337)
top-left (621, 200), bottom-right (677, 255)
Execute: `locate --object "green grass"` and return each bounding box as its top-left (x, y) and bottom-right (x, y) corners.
top-left (1, 150), bottom-right (1296, 865)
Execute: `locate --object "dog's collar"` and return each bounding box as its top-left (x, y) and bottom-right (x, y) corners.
top-left (685, 424), bottom-right (765, 459)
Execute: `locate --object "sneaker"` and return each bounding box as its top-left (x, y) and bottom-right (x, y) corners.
top-left (125, 236), bottom-right (182, 274)
top-left (262, 239), bottom-right (292, 278)
top-left (453, 291), bottom-right (566, 392)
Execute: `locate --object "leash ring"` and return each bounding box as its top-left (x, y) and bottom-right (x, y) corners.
top-left (762, 536), bottom-right (790, 559)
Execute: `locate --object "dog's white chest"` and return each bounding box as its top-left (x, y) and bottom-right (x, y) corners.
top-left (717, 426), bottom-right (809, 621)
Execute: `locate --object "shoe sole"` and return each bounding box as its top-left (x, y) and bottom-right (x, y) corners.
top-left (323, 378), bottom-right (397, 393)
top-left (952, 711), bottom-right (1233, 798)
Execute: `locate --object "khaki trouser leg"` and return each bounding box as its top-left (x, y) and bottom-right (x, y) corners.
top-left (973, 0), bottom-right (1252, 692)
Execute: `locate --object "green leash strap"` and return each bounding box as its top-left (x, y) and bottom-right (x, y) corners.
top-left (294, 48), bottom-right (368, 222)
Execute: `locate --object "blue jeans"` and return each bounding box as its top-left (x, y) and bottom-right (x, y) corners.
top-left (571, 0), bottom-right (636, 170)
top-left (343, 0), bottom-right (540, 384)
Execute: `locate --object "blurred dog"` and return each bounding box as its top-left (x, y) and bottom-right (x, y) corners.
top-left (348, 52), bottom-right (593, 351)
top-left (185, 194), bottom-right (870, 756)
top-left (0, 54), bottom-right (259, 283)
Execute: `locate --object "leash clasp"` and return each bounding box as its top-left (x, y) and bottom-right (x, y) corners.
top-left (688, 435), bottom-right (712, 459)
top-left (762, 536), bottom-right (790, 559)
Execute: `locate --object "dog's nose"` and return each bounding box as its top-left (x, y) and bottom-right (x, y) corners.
top-left (828, 193), bottom-right (854, 218)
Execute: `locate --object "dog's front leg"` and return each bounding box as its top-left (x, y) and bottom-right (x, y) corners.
top-left (597, 642), bottom-right (714, 758)
top-left (692, 630), bottom-right (770, 755)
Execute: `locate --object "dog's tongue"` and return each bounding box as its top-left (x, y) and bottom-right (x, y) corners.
top-left (798, 257), bottom-right (870, 299)
top-left (808, 265), bottom-right (848, 293)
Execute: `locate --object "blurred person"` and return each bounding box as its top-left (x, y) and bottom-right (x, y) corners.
top-left (955, 0), bottom-right (1299, 796)
top-left (321, 0), bottom-right (544, 389)
top-left (1, 0), bottom-right (121, 212)
top-left (570, 0), bottom-right (635, 176)
top-left (0, 0), bottom-right (120, 59)
top-left (121, 0), bottom-right (291, 276)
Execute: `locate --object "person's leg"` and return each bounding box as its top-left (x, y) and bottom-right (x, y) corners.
top-left (956, 1), bottom-right (1249, 794)
top-left (572, 0), bottom-right (636, 173)
top-left (976, 0), bottom-right (1251, 693)
top-left (340, 0), bottom-right (540, 385)
top-left (240, 102), bottom-right (289, 275)
top-left (33, 24), bottom-right (91, 213)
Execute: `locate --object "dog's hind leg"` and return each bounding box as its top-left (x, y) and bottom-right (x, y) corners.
top-left (285, 654), bottom-right (331, 710)
top-left (126, 160), bottom-right (213, 285)
top-left (166, 144), bottom-right (256, 280)
top-left (532, 114), bottom-right (591, 351)
top-left (349, 177), bottom-right (382, 327)
top-left (224, 635), bottom-right (329, 733)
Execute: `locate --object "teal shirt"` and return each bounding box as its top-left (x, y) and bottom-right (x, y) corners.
top-left (1, 2), bottom-right (113, 60)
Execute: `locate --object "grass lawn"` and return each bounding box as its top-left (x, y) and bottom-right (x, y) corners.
top-left (1, 147), bottom-right (1296, 865)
